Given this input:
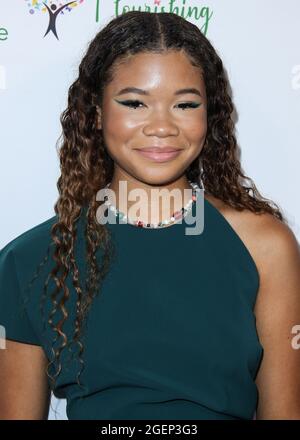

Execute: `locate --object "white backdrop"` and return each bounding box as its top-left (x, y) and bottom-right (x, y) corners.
top-left (0, 0), bottom-right (299, 420)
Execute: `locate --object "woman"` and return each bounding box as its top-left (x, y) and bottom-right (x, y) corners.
top-left (0, 11), bottom-right (299, 420)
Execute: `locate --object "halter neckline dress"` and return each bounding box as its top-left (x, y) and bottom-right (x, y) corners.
top-left (0, 195), bottom-right (263, 420)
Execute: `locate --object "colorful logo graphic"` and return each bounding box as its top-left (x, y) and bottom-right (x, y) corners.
top-left (24, 1), bottom-right (85, 40)
top-left (25, 1), bottom-right (212, 39)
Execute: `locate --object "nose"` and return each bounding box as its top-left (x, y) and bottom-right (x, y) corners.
top-left (142, 111), bottom-right (179, 137)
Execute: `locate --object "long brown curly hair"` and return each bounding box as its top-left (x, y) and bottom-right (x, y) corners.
top-left (26, 10), bottom-right (287, 404)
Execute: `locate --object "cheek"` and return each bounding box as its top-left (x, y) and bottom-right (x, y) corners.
top-left (184, 112), bottom-right (207, 145)
top-left (102, 104), bottom-right (138, 149)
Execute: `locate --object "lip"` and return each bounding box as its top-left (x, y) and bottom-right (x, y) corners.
top-left (138, 146), bottom-right (181, 153)
top-left (134, 146), bottom-right (183, 163)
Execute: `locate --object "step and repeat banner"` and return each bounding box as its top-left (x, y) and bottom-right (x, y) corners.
top-left (0, 1), bottom-right (299, 420)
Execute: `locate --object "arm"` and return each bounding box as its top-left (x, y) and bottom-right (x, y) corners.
top-left (254, 216), bottom-right (300, 419)
top-left (0, 340), bottom-right (51, 420)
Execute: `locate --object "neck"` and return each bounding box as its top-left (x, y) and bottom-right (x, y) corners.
top-left (107, 168), bottom-right (194, 225)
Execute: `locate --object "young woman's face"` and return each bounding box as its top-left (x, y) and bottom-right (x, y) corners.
top-left (99, 50), bottom-right (207, 186)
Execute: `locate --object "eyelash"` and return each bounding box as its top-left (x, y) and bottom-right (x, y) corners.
top-left (117, 100), bottom-right (201, 110)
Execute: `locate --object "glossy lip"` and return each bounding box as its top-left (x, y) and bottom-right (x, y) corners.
top-left (136, 148), bottom-right (182, 162)
top-left (138, 146), bottom-right (181, 153)
top-left (134, 146), bottom-right (183, 163)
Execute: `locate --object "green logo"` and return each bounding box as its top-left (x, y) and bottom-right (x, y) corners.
top-left (0, 26), bottom-right (8, 41)
top-left (95, 0), bottom-right (213, 36)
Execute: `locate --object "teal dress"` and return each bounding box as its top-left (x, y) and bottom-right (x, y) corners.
top-left (0, 197), bottom-right (263, 420)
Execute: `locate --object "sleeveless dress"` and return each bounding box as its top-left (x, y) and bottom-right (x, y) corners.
top-left (0, 196), bottom-right (264, 420)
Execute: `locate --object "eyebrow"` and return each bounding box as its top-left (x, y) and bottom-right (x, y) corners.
top-left (115, 87), bottom-right (202, 97)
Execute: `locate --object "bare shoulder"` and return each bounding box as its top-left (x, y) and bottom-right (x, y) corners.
top-left (205, 194), bottom-right (300, 418)
top-left (204, 193), bottom-right (300, 276)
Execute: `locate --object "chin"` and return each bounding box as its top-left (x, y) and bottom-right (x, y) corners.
top-left (132, 170), bottom-right (186, 187)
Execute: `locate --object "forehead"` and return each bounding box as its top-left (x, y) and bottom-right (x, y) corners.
top-left (106, 50), bottom-right (206, 96)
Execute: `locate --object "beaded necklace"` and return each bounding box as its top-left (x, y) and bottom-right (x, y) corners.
top-left (103, 180), bottom-right (201, 229)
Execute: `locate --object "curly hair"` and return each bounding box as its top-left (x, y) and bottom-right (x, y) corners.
top-left (25, 10), bottom-right (287, 403)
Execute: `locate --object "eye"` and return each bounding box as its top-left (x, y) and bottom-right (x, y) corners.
top-left (116, 99), bottom-right (144, 109)
top-left (176, 102), bottom-right (202, 110)
top-left (115, 100), bottom-right (202, 110)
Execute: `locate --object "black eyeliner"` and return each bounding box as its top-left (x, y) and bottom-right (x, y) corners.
top-left (115, 99), bottom-right (202, 108)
